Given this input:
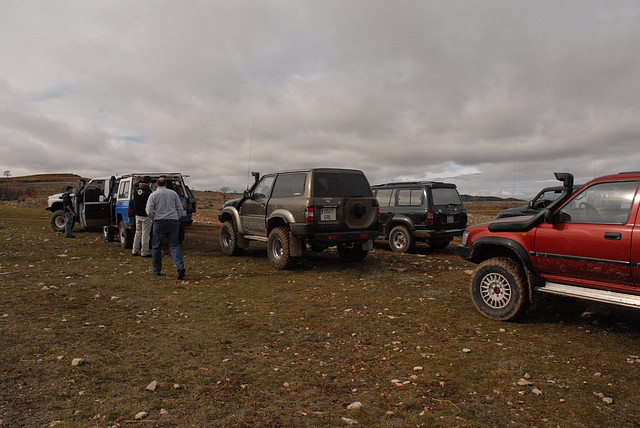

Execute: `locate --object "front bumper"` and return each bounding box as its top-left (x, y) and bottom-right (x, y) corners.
top-left (456, 244), bottom-right (472, 260)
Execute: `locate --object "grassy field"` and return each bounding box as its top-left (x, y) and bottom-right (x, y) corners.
top-left (2, 201), bottom-right (640, 427)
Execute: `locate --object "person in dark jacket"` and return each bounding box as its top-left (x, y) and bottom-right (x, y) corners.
top-left (132, 176), bottom-right (153, 257)
top-left (62, 186), bottom-right (75, 238)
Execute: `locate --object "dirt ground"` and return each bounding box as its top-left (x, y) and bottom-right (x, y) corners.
top-left (2, 199), bottom-right (640, 427)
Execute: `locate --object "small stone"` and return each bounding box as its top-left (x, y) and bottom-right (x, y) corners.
top-left (347, 401), bottom-right (363, 410)
top-left (462, 348), bottom-right (471, 353)
top-left (71, 358), bottom-right (85, 367)
top-left (146, 380), bottom-right (158, 391)
top-left (160, 409), bottom-right (169, 415)
top-left (134, 411), bottom-right (148, 420)
top-left (413, 366), bottom-right (423, 371)
top-left (283, 382), bottom-right (290, 388)
top-left (517, 378), bottom-right (533, 386)
top-left (173, 383), bottom-right (181, 389)
top-left (532, 387), bottom-right (543, 396)
top-left (341, 416), bottom-right (359, 425)
top-left (602, 396), bottom-right (613, 404)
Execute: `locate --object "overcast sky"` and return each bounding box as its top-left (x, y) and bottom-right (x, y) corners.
top-left (1, 1), bottom-right (639, 197)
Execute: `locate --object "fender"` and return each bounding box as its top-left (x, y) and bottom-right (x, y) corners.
top-left (220, 206), bottom-right (246, 235)
top-left (268, 209), bottom-right (296, 230)
top-left (468, 236), bottom-right (535, 274)
top-left (385, 215), bottom-right (414, 234)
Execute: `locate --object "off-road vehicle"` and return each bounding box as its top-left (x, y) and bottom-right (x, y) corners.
top-left (103, 173), bottom-right (196, 248)
top-left (458, 171), bottom-right (640, 321)
top-left (496, 184), bottom-right (581, 219)
top-left (372, 181), bottom-right (467, 252)
top-left (218, 168), bottom-right (380, 269)
top-left (46, 177), bottom-right (116, 232)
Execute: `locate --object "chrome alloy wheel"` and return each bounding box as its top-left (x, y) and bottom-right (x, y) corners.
top-left (479, 272), bottom-right (512, 309)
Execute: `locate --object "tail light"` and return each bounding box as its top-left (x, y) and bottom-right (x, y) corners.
top-left (426, 211), bottom-right (434, 226)
top-left (128, 205), bottom-right (135, 218)
top-left (305, 207), bottom-right (315, 223)
top-left (376, 207), bottom-right (381, 221)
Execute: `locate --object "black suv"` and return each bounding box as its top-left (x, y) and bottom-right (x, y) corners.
top-left (496, 185), bottom-right (581, 219)
top-left (218, 168), bottom-right (380, 269)
top-left (372, 181), bottom-right (467, 252)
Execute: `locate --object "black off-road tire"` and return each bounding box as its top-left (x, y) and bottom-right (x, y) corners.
top-left (50, 210), bottom-right (70, 233)
top-left (389, 225), bottom-right (415, 253)
top-left (428, 237), bottom-right (452, 250)
top-left (267, 226), bottom-right (294, 270)
top-left (103, 226), bottom-right (115, 242)
top-left (337, 243), bottom-right (369, 262)
top-left (219, 221), bottom-right (244, 256)
top-left (470, 257), bottom-right (528, 321)
top-left (119, 221), bottom-right (133, 249)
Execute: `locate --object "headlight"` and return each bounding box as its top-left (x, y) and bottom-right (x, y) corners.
top-left (461, 230), bottom-right (470, 246)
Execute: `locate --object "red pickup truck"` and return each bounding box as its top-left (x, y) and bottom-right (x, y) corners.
top-left (458, 171), bottom-right (640, 321)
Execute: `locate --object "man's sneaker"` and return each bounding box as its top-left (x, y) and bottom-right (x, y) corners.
top-left (142, 254), bottom-right (152, 258)
top-left (132, 252), bottom-right (139, 256)
top-left (177, 267), bottom-right (186, 280)
top-left (65, 235), bottom-right (76, 238)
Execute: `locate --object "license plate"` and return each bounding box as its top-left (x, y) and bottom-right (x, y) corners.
top-left (320, 207), bottom-right (336, 221)
top-left (447, 215), bottom-right (454, 223)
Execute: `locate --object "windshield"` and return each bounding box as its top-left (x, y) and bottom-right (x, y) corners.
top-left (432, 188), bottom-right (462, 206)
top-left (314, 172), bottom-right (373, 197)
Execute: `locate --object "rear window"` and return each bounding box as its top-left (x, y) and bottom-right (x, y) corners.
top-left (431, 188), bottom-right (462, 206)
top-left (374, 188), bottom-right (394, 207)
top-left (314, 172), bottom-right (373, 198)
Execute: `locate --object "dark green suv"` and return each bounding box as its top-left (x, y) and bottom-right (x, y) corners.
top-left (219, 168), bottom-right (380, 269)
top-left (372, 181), bottom-right (467, 252)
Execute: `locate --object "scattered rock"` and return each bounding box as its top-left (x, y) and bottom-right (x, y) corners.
top-left (160, 409), bottom-right (169, 415)
top-left (517, 378), bottom-right (533, 386)
top-left (341, 416), bottom-right (359, 425)
top-left (71, 358), bottom-right (85, 367)
top-left (462, 348), bottom-right (471, 353)
top-left (532, 387), bottom-right (543, 396)
top-left (134, 411), bottom-right (148, 420)
top-left (146, 380), bottom-right (158, 391)
top-left (413, 366), bottom-right (423, 371)
top-left (347, 401), bottom-right (363, 410)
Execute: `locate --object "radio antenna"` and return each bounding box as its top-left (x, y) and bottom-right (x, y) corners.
top-left (246, 110), bottom-right (256, 188)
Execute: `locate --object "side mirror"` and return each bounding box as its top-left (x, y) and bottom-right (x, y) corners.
top-left (243, 189), bottom-right (251, 198)
top-left (543, 209), bottom-right (553, 224)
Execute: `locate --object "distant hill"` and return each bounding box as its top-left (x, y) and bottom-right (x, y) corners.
top-left (0, 173), bottom-right (85, 200)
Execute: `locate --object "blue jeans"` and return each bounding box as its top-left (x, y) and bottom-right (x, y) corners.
top-left (151, 220), bottom-right (184, 274)
top-left (64, 211), bottom-right (74, 237)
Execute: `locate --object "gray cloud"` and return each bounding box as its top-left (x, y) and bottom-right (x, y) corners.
top-left (1, 0), bottom-right (639, 197)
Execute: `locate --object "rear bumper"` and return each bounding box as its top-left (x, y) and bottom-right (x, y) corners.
top-left (290, 223), bottom-right (378, 242)
top-left (413, 228), bottom-right (465, 240)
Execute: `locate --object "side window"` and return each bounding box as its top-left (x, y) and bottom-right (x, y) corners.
top-left (271, 173), bottom-right (306, 198)
top-left (397, 189), bottom-right (423, 206)
top-left (252, 176), bottom-right (276, 199)
top-left (375, 189), bottom-right (393, 207)
top-left (558, 181), bottom-right (638, 224)
top-left (118, 180), bottom-right (131, 200)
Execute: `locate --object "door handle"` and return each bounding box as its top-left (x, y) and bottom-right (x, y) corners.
top-left (604, 232), bottom-right (622, 240)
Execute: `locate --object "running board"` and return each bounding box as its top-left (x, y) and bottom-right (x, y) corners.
top-left (243, 235), bottom-right (268, 243)
top-left (537, 282), bottom-right (640, 309)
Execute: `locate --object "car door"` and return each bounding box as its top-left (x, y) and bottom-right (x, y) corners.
top-left (78, 180), bottom-right (111, 228)
top-left (533, 180), bottom-right (639, 289)
top-left (374, 188), bottom-right (395, 233)
top-left (240, 175), bottom-right (275, 235)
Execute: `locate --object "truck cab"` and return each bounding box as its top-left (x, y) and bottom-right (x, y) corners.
top-left (46, 177), bottom-right (116, 232)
